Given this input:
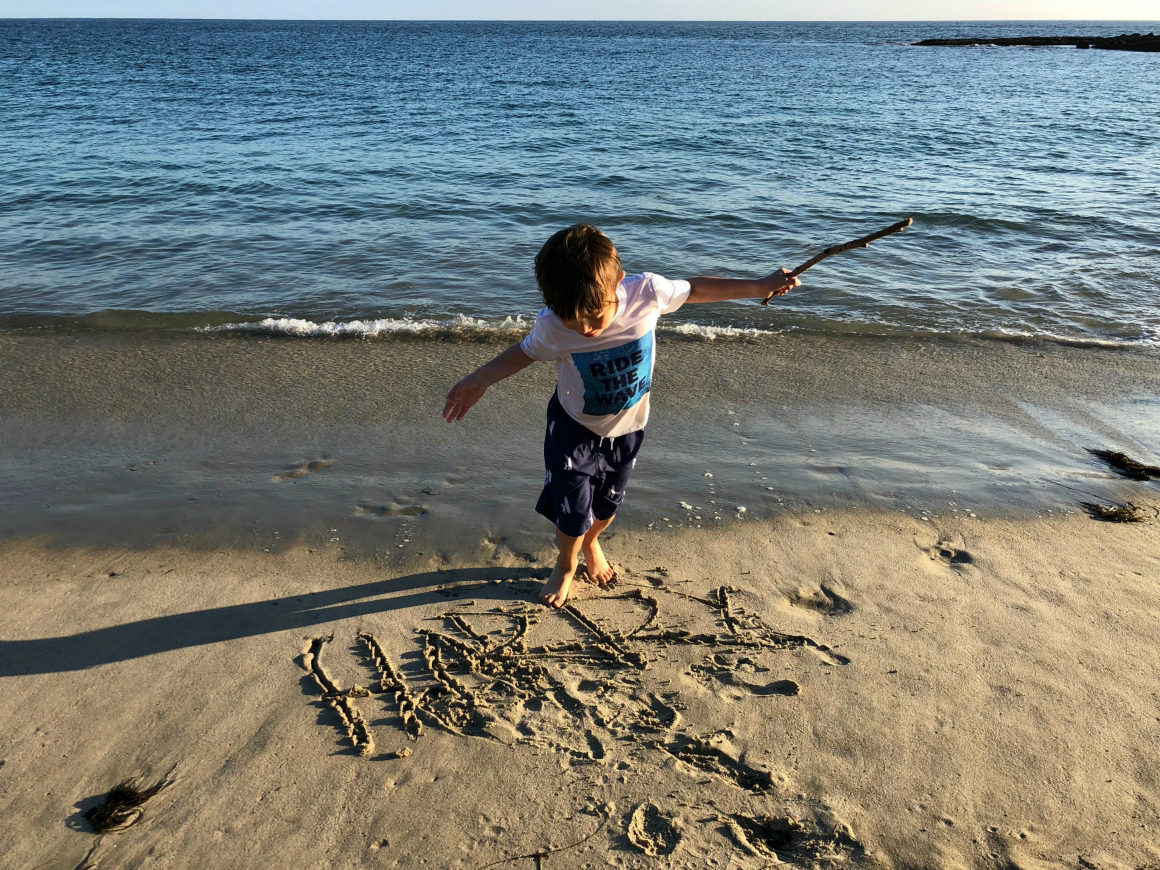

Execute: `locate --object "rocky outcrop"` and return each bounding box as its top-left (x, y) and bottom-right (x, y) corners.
top-left (914, 33), bottom-right (1160, 52)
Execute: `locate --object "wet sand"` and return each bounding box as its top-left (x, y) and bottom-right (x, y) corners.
top-left (2, 331), bottom-right (1159, 868)
top-left (1, 330), bottom-right (1157, 552)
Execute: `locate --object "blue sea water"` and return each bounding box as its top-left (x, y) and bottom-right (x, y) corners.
top-left (1, 19), bottom-right (1159, 346)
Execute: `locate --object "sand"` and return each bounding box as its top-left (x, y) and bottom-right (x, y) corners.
top-left (2, 331), bottom-right (1159, 868)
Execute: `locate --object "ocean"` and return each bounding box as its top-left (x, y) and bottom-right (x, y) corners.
top-left (3, 18), bottom-right (1160, 544)
top-left (2, 18), bottom-right (1159, 348)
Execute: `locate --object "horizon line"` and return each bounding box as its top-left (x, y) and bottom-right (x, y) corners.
top-left (3, 16), bottom-right (1158, 23)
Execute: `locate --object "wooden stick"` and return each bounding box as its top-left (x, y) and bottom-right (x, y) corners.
top-left (791, 216), bottom-right (913, 276)
top-left (762, 216), bottom-right (913, 305)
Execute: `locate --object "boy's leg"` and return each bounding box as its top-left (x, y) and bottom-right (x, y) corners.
top-left (537, 392), bottom-right (600, 608)
top-left (581, 515), bottom-right (616, 585)
top-left (581, 427), bottom-right (644, 587)
top-left (539, 516), bottom-right (615, 606)
top-left (539, 526), bottom-right (585, 608)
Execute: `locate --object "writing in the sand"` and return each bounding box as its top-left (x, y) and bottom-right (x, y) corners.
top-left (573, 331), bottom-right (654, 416)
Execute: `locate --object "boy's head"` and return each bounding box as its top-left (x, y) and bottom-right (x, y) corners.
top-left (534, 224), bottom-right (624, 333)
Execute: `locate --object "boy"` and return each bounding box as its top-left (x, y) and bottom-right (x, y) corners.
top-left (442, 224), bottom-right (799, 608)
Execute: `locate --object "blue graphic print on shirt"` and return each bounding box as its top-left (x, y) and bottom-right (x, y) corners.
top-left (572, 331), bottom-right (654, 416)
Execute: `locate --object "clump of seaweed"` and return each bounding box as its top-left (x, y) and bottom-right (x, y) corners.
top-left (1080, 501), bottom-right (1150, 523)
top-left (1087, 449), bottom-right (1160, 481)
top-left (84, 772), bottom-right (175, 833)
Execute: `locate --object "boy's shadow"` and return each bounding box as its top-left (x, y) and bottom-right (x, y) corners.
top-left (0, 566), bottom-right (547, 677)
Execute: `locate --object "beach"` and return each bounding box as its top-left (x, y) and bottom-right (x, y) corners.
top-left (2, 330), bottom-right (1159, 869)
top-left (5, 14), bottom-right (1160, 868)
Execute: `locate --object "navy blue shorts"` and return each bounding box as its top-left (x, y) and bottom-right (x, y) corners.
top-left (535, 392), bottom-right (645, 538)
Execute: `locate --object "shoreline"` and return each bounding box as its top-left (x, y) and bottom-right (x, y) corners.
top-left (5, 309), bottom-right (1160, 353)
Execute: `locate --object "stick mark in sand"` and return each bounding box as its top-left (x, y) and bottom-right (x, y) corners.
top-left (359, 631), bottom-right (422, 739)
top-left (475, 814), bottom-right (608, 870)
top-left (295, 570), bottom-right (859, 860)
top-left (300, 572), bottom-right (848, 757)
top-left (301, 635), bottom-right (375, 756)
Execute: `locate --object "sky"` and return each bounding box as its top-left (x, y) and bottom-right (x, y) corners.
top-left (2, 0), bottom-right (1158, 18)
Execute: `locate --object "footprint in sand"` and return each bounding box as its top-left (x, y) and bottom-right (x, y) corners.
top-left (664, 732), bottom-right (774, 792)
top-left (272, 458), bottom-right (334, 482)
top-left (691, 654), bottom-right (801, 698)
top-left (479, 535), bottom-right (537, 564)
top-left (923, 539), bottom-right (974, 566)
top-left (725, 810), bottom-right (864, 863)
top-left (744, 678), bottom-right (801, 696)
top-left (789, 581), bottom-right (853, 615)
top-left (638, 566), bottom-right (669, 587)
top-left (354, 503), bottom-right (429, 518)
top-left (726, 814), bottom-right (805, 859)
top-left (627, 801), bottom-right (681, 857)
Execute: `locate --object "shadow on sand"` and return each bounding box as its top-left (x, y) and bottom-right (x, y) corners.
top-left (0, 566), bottom-right (547, 677)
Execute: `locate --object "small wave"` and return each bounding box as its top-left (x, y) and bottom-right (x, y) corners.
top-left (200, 315), bottom-right (785, 343)
top-left (661, 322), bottom-right (778, 341)
top-left (817, 319), bottom-right (1159, 350)
top-left (201, 314), bottom-right (534, 340)
top-left (965, 326), bottom-right (1155, 350)
top-left (207, 316), bottom-right (1154, 350)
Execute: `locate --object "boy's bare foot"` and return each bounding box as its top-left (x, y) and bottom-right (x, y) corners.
top-left (583, 539), bottom-right (616, 585)
top-left (539, 563), bottom-right (575, 608)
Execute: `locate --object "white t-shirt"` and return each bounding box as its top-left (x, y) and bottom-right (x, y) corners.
top-left (519, 272), bottom-right (692, 438)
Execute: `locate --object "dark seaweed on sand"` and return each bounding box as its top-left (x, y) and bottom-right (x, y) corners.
top-left (1087, 449), bottom-right (1160, 481)
top-left (84, 773), bottom-right (175, 833)
top-left (1080, 502), bottom-right (1150, 523)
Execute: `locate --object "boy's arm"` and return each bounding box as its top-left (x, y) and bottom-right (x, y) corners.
top-left (685, 268), bottom-right (799, 304)
top-left (442, 341), bottom-right (535, 422)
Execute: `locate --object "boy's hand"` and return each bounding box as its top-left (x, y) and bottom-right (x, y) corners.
top-left (760, 268), bottom-right (800, 304)
top-left (442, 373), bottom-right (489, 422)
top-left (440, 342), bottom-right (536, 422)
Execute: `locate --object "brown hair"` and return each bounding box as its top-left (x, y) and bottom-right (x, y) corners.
top-left (534, 224), bottom-right (622, 321)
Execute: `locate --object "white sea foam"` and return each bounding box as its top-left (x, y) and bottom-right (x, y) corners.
top-left (202, 314), bottom-right (531, 338)
top-left (963, 326), bottom-right (1148, 349)
top-left (195, 313), bottom-right (1157, 351)
top-left (201, 315), bottom-right (782, 342)
top-left (660, 322), bottom-right (778, 340)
